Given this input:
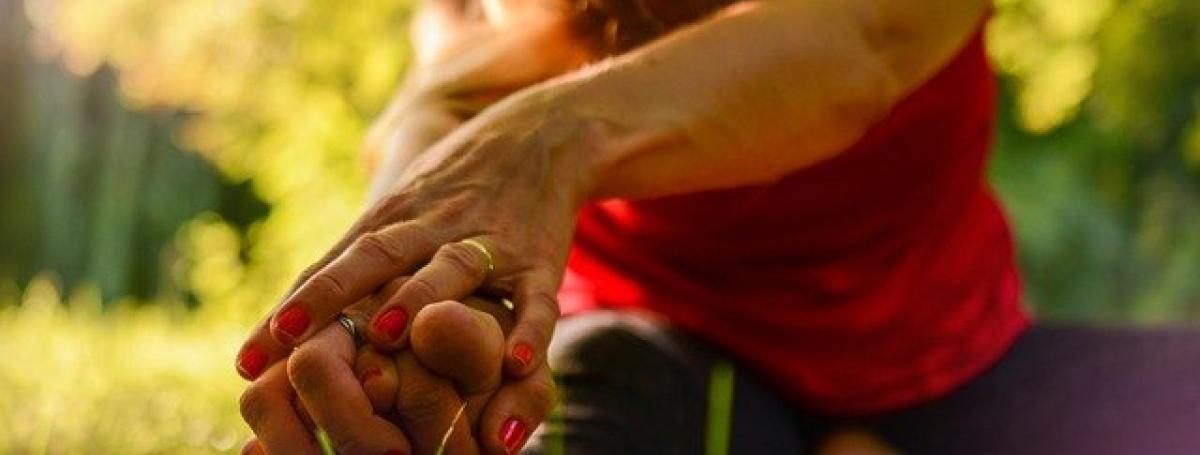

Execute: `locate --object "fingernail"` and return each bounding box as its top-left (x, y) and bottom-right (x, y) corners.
top-left (513, 343), bottom-right (534, 368)
top-left (275, 305), bottom-right (310, 341)
top-left (500, 417), bottom-right (527, 454)
top-left (237, 345), bottom-right (267, 380)
top-left (373, 308), bottom-right (408, 342)
top-left (360, 368), bottom-right (382, 383)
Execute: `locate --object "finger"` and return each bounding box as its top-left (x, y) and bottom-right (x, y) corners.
top-left (288, 325), bottom-right (412, 455)
top-left (238, 362), bottom-right (322, 455)
top-left (366, 239), bottom-right (492, 350)
top-left (355, 347), bottom-right (400, 413)
top-left (340, 278), bottom-right (402, 345)
top-left (411, 301), bottom-right (505, 395)
top-left (235, 275), bottom-right (405, 382)
top-left (266, 221), bottom-right (441, 348)
top-left (236, 313), bottom-right (296, 381)
top-left (480, 362), bottom-right (557, 455)
top-left (504, 271), bottom-right (561, 377)
top-left (292, 395), bottom-right (316, 432)
top-left (438, 296), bottom-right (516, 426)
top-left (394, 351), bottom-right (481, 455)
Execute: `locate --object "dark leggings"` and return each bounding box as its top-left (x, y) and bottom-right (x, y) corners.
top-left (524, 311), bottom-right (1200, 455)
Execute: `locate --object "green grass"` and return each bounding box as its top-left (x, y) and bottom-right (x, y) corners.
top-left (0, 278), bottom-right (251, 454)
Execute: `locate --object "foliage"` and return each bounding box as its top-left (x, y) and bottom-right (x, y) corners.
top-left (0, 275), bottom-right (249, 454)
top-left (989, 0), bottom-right (1200, 321)
top-left (23, 0), bottom-right (417, 320)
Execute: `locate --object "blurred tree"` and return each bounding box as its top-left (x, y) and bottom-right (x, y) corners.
top-left (0, 0), bottom-right (267, 304)
top-left (15, 0), bottom-right (414, 320)
top-left (990, 0), bottom-right (1200, 321)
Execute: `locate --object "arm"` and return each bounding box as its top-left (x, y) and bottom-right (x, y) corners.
top-left (241, 0), bottom-right (991, 394)
top-left (362, 0), bottom-right (593, 203)
top-left (531, 0), bottom-right (989, 199)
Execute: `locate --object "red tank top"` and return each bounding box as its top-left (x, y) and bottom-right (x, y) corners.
top-left (560, 27), bottom-right (1028, 415)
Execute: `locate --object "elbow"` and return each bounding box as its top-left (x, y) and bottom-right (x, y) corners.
top-left (834, 50), bottom-right (903, 139)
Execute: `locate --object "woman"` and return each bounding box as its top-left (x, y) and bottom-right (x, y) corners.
top-left (236, 0), bottom-right (1200, 452)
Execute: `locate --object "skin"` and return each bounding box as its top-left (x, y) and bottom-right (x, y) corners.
top-left (242, 2), bottom-right (579, 453)
top-left (241, 286), bottom-right (556, 455)
top-left (238, 0), bottom-right (990, 450)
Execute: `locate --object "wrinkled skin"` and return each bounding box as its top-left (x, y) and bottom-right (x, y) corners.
top-left (241, 279), bottom-right (556, 455)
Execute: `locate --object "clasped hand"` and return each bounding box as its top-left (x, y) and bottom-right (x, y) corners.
top-left (235, 0), bottom-right (599, 453)
top-left (240, 279), bottom-right (555, 454)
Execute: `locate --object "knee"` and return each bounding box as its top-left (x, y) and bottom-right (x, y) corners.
top-left (548, 311), bottom-right (707, 396)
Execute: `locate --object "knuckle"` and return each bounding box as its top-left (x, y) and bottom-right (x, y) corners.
top-left (376, 192), bottom-right (411, 217)
top-left (523, 289), bottom-right (560, 313)
top-left (438, 193), bottom-right (477, 221)
top-left (286, 347), bottom-right (328, 392)
top-left (439, 243), bottom-right (485, 279)
top-left (396, 375), bottom-right (454, 423)
top-left (354, 231), bottom-right (406, 265)
top-left (309, 272), bottom-right (350, 301)
top-left (238, 385), bottom-right (272, 426)
top-left (422, 192), bottom-right (475, 226)
top-left (298, 264), bottom-right (323, 285)
top-left (520, 292), bottom-right (560, 335)
top-left (526, 374), bottom-right (559, 413)
top-left (403, 276), bottom-right (441, 304)
top-left (401, 222), bottom-right (439, 252)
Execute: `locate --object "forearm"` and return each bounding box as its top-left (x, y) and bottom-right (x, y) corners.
top-left (364, 96), bottom-right (465, 204)
top-left (529, 0), bottom-right (988, 199)
top-left (364, 0), bottom-right (593, 204)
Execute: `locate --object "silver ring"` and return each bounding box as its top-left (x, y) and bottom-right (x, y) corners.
top-left (336, 314), bottom-right (360, 344)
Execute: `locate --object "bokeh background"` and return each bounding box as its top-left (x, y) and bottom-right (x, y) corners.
top-left (1, 0), bottom-right (1198, 452)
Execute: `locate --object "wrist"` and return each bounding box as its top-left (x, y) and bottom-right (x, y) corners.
top-left (364, 100), bottom-right (465, 204)
top-left (522, 84), bottom-right (613, 209)
top-left (534, 77), bottom-right (693, 201)
top-left (501, 81), bottom-right (634, 207)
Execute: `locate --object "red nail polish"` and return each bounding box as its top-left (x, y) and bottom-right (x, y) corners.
top-left (373, 308), bottom-right (408, 341)
top-left (513, 343), bottom-right (534, 368)
top-left (237, 345), bottom-right (267, 380)
top-left (275, 306), bottom-right (310, 341)
top-left (360, 368), bottom-right (382, 383)
top-left (500, 417), bottom-right (527, 454)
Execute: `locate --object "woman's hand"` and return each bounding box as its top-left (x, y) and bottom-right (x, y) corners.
top-left (234, 0), bottom-right (597, 384)
top-left (237, 80), bottom-right (605, 383)
top-left (241, 295), bottom-right (556, 455)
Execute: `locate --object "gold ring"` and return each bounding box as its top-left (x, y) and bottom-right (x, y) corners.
top-left (460, 239), bottom-right (495, 274)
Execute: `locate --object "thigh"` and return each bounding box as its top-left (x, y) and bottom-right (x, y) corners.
top-left (522, 310), bottom-right (819, 455)
top-left (873, 324), bottom-right (1200, 455)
